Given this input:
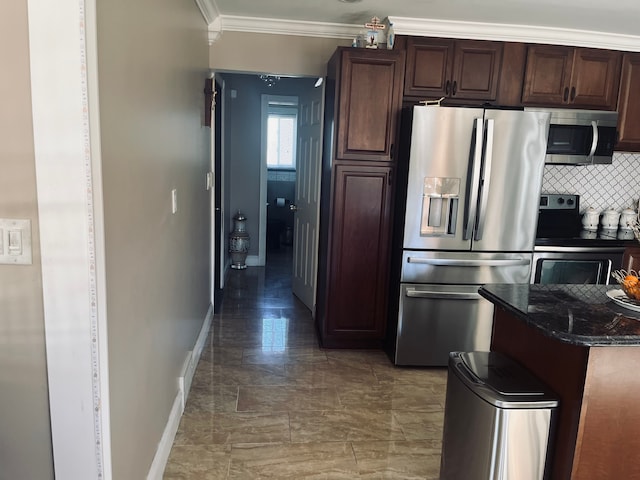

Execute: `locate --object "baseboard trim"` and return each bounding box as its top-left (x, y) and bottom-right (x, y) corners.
top-left (180, 304), bottom-right (213, 409)
top-left (147, 305), bottom-right (213, 479)
top-left (146, 391), bottom-right (182, 480)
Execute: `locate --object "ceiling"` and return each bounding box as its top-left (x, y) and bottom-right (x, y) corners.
top-left (203, 0), bottom-right (640, 50)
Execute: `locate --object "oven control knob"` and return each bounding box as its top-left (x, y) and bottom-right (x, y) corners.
top-left (557, 197), bottom-right (565, 205)
top-left (567, 198), bottom-right (574, 206)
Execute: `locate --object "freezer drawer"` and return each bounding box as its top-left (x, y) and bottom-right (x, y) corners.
top-left (394, 284), bottom-right (493, 366)
top-left (441, 352), bottom-right (558, 480)
top-left (401, 251), bottom-right (533, 284)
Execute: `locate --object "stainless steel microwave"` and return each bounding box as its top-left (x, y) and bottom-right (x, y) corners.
top-left (525, 108), bottom-right (618, 165)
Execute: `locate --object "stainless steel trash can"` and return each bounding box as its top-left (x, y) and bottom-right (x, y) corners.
top-left (440, 351), bottom-right (558, 480)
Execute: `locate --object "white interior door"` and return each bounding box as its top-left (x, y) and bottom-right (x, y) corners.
top-left (292, 81), bottom-right (324, 312)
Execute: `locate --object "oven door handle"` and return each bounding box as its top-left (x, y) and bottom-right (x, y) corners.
top-left (407, 257), bottom-right (529, 267)
top-left (405, 288), bottom-right (482, 300)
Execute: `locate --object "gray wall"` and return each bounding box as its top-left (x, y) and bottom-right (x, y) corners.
top-left (0, 1), bottom-right (54, 479)
top-left (222, 74), bottom-right (317, 257)
top-left (95, 0), bottom-right (210, 477)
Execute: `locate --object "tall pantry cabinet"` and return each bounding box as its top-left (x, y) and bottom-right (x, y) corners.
top-left (316, 47), bottom-right (405, 348)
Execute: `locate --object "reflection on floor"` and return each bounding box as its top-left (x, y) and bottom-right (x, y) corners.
top-left (164, 249), bottom-right (447, 479)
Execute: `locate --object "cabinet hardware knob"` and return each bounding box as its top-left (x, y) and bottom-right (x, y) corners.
top-left (452, 81), bottom-right (457, 96)
top-left (570, 86), bottom-right (576, 101)
top-left (445, 80), bottom-right (451, 96)
top-left (563, 87), bottom-right (569, 102)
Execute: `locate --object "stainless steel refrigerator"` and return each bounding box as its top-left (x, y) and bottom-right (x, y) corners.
top-left (393, 106), bottom-right (550, 366)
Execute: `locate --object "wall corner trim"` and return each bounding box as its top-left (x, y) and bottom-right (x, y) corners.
top-left (194, 0), bottom-right (219, 25)
top-left (208, 16), bottom-right (222, 45)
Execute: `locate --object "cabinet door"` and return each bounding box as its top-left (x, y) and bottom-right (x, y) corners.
top-left (323, 164), bottom-right (393, 346)
top-left (451, 40), bottom-right (503, 101)
top-left (404, 38), bottom-right (454, 98)
top-left (336, 49), bottom-right (405, 162)
top-left (617, 53), bottom-right (640, 152)
top-left (570, 48), bottom-right (622, 109)
top-left (404, 38), bottom-right (503, 102)
top-left (522, 45), bottom-right (573, 105)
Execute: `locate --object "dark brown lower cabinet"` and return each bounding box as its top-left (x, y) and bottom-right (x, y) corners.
top-left (316, 163), bottom-right (394, 348)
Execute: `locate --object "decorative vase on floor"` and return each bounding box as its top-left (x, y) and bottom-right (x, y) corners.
top-left (229, 211), bottom-right (250, 269)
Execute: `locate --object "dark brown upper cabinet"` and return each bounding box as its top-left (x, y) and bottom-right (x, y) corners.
top-left (522, 45), bottom-right (622, 110)
top-left (404, 37), bottom-right (503, 102)
top-left (616, 53), bottom-right (640, 152)
top-left (334, 48), bottom-right (405, 162)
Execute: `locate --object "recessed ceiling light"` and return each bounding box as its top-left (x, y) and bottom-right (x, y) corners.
top-left (338, 0), bottom-right (363, 3)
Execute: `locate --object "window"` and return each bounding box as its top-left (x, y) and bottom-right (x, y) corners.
top-left (266, 104), bottom-right (297, 169)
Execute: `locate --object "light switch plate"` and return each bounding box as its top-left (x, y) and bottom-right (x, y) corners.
top-left (0, 218), bottom-right (32, 265)
top-left (171, 189), bottom-right (178, 214)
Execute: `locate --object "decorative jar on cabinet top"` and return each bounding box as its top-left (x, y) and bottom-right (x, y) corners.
top-left (229, 211), bottom-right (249, 270)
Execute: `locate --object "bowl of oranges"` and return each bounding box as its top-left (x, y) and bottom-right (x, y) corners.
top-left (612, 270), bottom-right (640, 300)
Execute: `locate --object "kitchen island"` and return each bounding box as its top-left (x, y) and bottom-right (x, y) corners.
top-left (480, 284), bottom-right (640, 480)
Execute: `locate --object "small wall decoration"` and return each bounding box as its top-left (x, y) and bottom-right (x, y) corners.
top-left (204, 78), bottom-right (215, 127)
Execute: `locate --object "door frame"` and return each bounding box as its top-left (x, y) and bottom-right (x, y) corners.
top-left (211, 76), bottom-right (225, 309)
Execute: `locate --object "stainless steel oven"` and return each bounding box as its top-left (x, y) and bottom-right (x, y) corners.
top-left (532, 247), bottom-right (624, 285)
top-left (533, 194), bottom-right (628, 285)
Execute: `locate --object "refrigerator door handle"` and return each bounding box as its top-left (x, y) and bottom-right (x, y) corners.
top-left (405, 288), bottom-right (482, 300)
top-left (463, 118), bottom-right (485, 240)
top-left (407, 257), bottom-right (530, 267)
top-left (475, 118), bottom-right (494, 241)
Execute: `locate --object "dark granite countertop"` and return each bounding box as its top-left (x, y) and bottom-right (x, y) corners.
top-left (479, 284), bottom-right (640, 346)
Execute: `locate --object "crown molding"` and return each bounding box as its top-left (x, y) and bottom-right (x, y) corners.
top-left (208, 15), bottom-right (361, 44)
top-left (203, 13), bottom-right (640, 51)
top-left (387, 16), bottom-right (640, 52)
top-left (194, 0), bottom-right (220, 25)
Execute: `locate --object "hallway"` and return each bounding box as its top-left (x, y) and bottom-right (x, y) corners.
top-left (163, 250), bottom-right (446, 479)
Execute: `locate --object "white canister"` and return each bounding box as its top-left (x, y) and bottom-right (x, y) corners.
top-left (601, 208), bottom-right (621, 229)
top-left (619, 208), bottom-right (638, 230)
top-left (581, 207), bottom-right (600, 231)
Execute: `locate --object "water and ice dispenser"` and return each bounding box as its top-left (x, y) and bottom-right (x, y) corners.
top-left (420, 177), bottom-right (460, 236)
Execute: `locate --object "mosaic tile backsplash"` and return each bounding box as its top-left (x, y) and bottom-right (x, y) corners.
top-left (542, 152), bottom-right (640, 213)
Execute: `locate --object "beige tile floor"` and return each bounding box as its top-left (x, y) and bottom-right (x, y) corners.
top-left (164, 249), bottom-right (447, 479)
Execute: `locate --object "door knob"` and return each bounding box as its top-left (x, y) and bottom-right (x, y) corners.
top-left (289, 204), bottom-right (298, 212)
